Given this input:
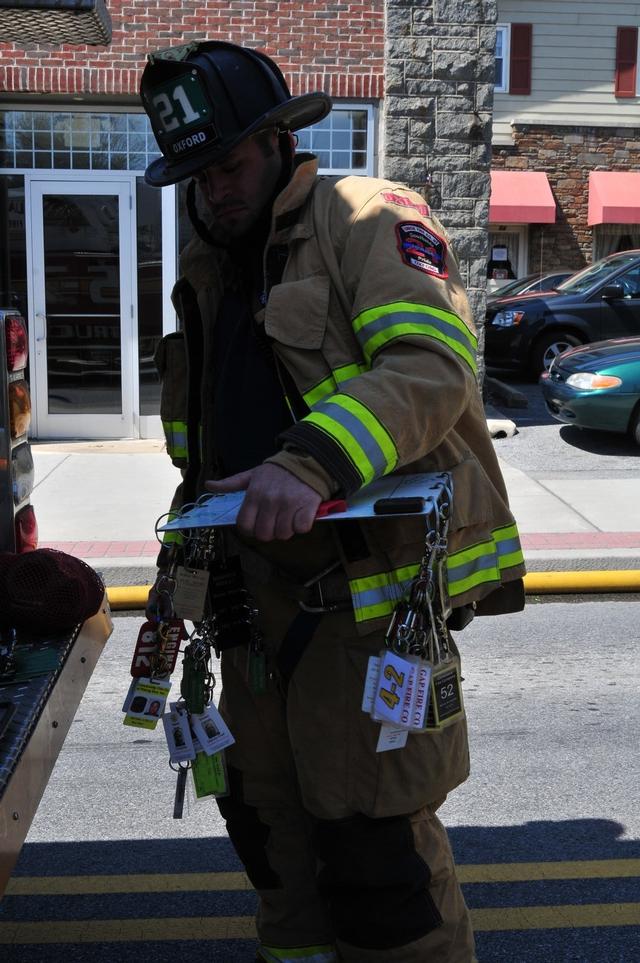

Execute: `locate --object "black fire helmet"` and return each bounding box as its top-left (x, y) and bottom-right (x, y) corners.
top-left (141, 40), bottom-right (332, 187)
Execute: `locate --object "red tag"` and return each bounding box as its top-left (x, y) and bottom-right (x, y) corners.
top-left (130, 619), bottom-right (185, 678)
top-left (156, 619), bottom-right (186, 676)
top-left (130, 621), bottom-right (160, 678)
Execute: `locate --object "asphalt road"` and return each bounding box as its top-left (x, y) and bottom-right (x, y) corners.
top-left (488, 373), bottom-right (640, 476)
top-left (2, 602), bottom-right (638, 963)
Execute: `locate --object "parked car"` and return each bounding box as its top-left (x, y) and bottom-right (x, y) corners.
top-left (485, 250), bottom-right (640, 375)
top-left (487, 270), bottom-right (573, 306)
top-left (540, 336), bottom-right (640, 445)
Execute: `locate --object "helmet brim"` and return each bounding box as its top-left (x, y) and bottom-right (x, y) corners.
top-left (144, 91), bottom-right (332, 187)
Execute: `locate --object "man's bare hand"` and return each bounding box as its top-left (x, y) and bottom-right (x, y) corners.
top-left (205, 464), bottom-right (322, 541)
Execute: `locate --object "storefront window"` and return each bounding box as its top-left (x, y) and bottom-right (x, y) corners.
top-left (0, 111), bottom-right (161, 172)
top-left (594, 225), bottom-right (640, 261)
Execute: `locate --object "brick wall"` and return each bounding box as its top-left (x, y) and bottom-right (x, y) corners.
top-left (492, 124), bottom-right (640, 272)
top-left (0, 0), bottom-right (384, 98)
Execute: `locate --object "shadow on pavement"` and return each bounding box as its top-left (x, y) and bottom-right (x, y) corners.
top-left (559, 425), bottom-right (640, 457)
top-left (1, 819), bottom-right (638, 962)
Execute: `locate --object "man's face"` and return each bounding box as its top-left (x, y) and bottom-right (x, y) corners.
top-left (195, 129), bottom-right (282, 238)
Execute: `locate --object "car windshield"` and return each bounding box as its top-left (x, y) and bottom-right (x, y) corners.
top-left (556, 253), bottom-right (640, 294)
top-left (491, 276), bottom-right (535, 298)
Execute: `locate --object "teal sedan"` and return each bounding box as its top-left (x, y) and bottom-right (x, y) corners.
top-left (540, 336), bottom-right (640, 445)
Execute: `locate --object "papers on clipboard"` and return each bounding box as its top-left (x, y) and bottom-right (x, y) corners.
top-left (158, 472), bottom-right (452, 532)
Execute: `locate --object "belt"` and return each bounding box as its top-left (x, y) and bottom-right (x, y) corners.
top-left (228, 537), bottom-right (353, 614)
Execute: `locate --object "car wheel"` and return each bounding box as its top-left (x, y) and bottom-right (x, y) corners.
top-left (629, 406), bottom-right (640, 447)
top-left (530, 331), bottom-right (582, 376)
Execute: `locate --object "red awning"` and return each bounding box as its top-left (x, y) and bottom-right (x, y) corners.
top-left (489, 171), bottom-right (556, 224)
top-left (588, 171), bottom-right (640, 225)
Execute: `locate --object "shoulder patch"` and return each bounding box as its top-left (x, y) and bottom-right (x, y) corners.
top-left (382, 191), bottom-right (430, 218)
top-left (396, 221), bottom-right (448, 279)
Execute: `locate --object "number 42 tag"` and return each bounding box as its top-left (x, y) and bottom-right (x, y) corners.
top-left (370, 649), bottom-right (431, 731)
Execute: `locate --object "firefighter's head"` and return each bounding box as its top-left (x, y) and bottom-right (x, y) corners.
top-left (140, 40), bottom-right (331, 188)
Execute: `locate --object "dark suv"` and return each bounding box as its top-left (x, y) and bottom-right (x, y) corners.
top-left (484, 250), bottom-right (640, 375)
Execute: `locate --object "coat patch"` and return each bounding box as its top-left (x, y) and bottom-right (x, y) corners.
top-left (396, 221), bottom-right (448, 279)
top-left (382, 191), bottom-right (431, 218)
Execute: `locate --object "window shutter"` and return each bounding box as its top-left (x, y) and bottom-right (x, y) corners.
top-left (509, 23), bottom-right (532, 95)
top-left (615, 26), bottom-right (638, 98)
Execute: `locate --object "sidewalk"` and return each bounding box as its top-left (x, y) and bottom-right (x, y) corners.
top-left (30, 438), bottom-right (640, 586)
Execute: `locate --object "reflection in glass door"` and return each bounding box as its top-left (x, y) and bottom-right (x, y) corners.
top-left (28, 178), bottom-right (136, 438)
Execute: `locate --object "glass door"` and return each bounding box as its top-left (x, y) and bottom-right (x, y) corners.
top-left (27, 177), bottom-right (137, 438)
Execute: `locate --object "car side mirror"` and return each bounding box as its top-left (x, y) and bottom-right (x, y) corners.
top-left (601, 283), bottom-right (624, 300)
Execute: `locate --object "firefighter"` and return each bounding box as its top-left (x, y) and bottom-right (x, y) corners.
top-left (141, 40), bottom-right (525, 963)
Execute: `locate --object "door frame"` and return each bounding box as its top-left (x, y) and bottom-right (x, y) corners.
top-left (25, 172), bottom-right (139, 439)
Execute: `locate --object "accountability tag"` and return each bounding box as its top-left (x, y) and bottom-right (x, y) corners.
top-left (122, 677), bottom-right (172, 729)
top-left (376, 723), bottom-right (409, 753)
top-left (371, 650), bottom-right (418, 727)
top-left (162, 704), bottom-right (196, 763)
top-left (189, 703), bottom-right (235, 756)
top-left (130, 621), bottom-right (160, 678)
top-left (191, 750), bottom-right (229, 799)
top-left (431, 658), bottom-right (465, 727)
top-left (172, 566), bottom-right (210, 621)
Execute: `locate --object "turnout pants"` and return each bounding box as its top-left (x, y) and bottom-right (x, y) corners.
top-left (217, 578), bottom-right (476, 962)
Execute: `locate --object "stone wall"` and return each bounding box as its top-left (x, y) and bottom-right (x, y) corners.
top-left (492, 124), bottom-right (640, 272)
top-left (383, 0), bottom-right (497, 353)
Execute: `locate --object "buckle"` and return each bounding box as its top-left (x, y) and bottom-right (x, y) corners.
top-left (298, 562), bottom-right (352, 614)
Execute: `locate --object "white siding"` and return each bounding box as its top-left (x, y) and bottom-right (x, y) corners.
top-left (494, 0), bottom-right (640, 142)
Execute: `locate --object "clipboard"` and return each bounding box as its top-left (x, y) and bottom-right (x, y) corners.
top-left (158, 472), bottom-right (452, 532)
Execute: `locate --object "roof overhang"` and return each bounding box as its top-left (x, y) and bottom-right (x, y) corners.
top-left (0, 0), bottom-right (111, 46)
top-left (588, 171), bottom-right (640, 225)
top-left (489, 170), bottom-right (556, 224)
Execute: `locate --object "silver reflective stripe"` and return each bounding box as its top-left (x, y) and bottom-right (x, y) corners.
top-left (351, 575), bottom-right (413, 612)
top-left (311, 397), bottom-right (391, 478)
top-left (259, 949), bottom-right (337, 963)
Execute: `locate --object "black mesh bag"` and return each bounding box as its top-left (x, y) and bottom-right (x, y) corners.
top-left (0, 549), bottom-right (105, 632)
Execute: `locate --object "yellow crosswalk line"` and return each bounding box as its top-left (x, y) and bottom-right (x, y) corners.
top-left (5, 859), bottom-right (640, 896)
top-left (457, 859), bottom-right (640, 883)
top-left (5, 871), bottom-right (251, 896)
top-left (0, 904), bottom-right (639, 944)
top-left (0, 916), bottom-right (257, 944)
top-left (471, 902), bottom-right (640, 931)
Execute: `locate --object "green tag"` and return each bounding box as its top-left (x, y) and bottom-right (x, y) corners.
top-left (181, 649), bottom-right (207, 714)
top-left (248, 647), bottom-right (267, 696)
top-left (191, 751), bottom-right (228, 798)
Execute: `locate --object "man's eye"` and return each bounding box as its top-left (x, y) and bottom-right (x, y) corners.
top-left (222, 162), bottom-right (241, 175)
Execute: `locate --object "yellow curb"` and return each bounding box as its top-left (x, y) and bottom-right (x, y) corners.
top-left (524, 570), bottom-right (640, 594)
top-left (105, 570), bottom-right (640, 611)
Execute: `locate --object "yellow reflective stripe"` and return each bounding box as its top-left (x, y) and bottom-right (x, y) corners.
top-left (304, 393), bottom-right (397, 486)
top-left (304, 410), bottom-right (372, 485)
top-left (348, 563), bottom-right (419, 623)
top-left (162, 420), bottom-right (187, 459)
top-left (348, 522), bottom-right (524, 623)
top-left (447, 524), bottom-right (524, 597)
top-left (353, 301), bottom-right (477, 373)
top-left (303, 374), bottom-right (336, 407)
top-left (162, 511), bottom-right (184, 547)
top-left (259, 945), bottom-right (336, 963)
top-left (330, 395), bottom-right (397, 473)
top-left (302, 364), bottom-right (368, 407)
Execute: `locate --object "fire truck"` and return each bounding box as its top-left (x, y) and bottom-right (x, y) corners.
top-left (0, 1), bottom-right (115, 899)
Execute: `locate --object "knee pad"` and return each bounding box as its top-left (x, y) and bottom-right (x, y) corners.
top-left (313, 813), bottom-right (442, 949)
top-left (216, 767), bottom-right (282, 890)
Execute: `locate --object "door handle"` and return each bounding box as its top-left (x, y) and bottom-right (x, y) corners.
top-left (35, 312), bottom-right (47, 342)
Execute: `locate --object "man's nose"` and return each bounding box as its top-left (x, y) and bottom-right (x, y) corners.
top-left (203, 170), bottom-right (231, 204)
